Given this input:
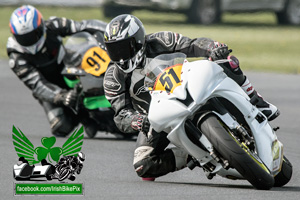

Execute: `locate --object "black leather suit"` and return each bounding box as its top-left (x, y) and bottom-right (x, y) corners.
top-left (7, 17), bottom-right (107, 136)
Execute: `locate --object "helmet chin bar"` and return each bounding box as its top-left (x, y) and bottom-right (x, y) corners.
top-left (116, 59), bottom-right (134, 73)
top-left (116, 48), bottom-right (145, 73)
top-left (22, 30), bottom-right (46, 55)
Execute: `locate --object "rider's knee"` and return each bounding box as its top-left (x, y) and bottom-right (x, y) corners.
top-left (51, 111), bottom-right (77, 137)
top-left (45, 107), bottom-right (77, 137)
top-left (133, 146), bottom-right (154, 177)
top-left (133, 147), bottom-right (178, 178)
top-left (40, 101), bottom-right (78, 137)
top-left (133, 158), bottom-right (152, 177)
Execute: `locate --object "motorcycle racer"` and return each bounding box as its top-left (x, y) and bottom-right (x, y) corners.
top-left (103, 14), bottom-right (280, 180)
top-left (7, 5), bottom-right (107, 137)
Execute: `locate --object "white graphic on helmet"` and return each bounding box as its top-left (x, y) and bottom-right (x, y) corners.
top-left (10, 5), bottom-right (46, 54)
top-left (10, 5), bottom-right (37, 35)
top-left (109, 15), bottom-right (140, 40)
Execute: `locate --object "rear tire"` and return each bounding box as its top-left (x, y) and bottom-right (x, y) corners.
top-left (274, 156), bottom-right (293, 187)
top-left (198, 114), bottom-right (274, 190)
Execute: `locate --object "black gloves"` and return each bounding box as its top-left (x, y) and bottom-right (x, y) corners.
top-left (54, 89), bottom-right (78, 107)
top-left (209, 42), bottom-right (232, 61)
top-left (131, 114), bottom-right (150, 133)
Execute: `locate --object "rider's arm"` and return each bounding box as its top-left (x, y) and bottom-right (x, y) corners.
top-left (103, 64), bottom-right (140, 133)
top-left (8, 52), bottom-right (62, 103)
top-left (145, 31), bottom-right (217, 58)
top-left (45, 17), bottom-right (107, 36)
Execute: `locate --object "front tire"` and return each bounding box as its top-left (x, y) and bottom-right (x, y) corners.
top-left (198, 114), bottom-right (274, 190)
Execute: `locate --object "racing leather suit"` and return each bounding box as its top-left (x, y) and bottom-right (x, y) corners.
top-left (104, 31), bottom-right (246, 178)
top-left (7, 17), bottom-right (107, 136)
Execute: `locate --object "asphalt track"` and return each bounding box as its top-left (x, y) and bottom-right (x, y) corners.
top-left (0, 59), bottom-right (299, 200)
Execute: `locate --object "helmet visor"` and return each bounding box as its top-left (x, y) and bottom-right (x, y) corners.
top-left (14, 22), bottom-right (44, 47)
top-left (105, 37), bottom-right (142, 63)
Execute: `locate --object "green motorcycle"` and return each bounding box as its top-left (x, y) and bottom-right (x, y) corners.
top-left (60, 31), bottom-right (136, 139)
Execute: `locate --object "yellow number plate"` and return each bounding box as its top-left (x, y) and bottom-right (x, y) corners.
top-left (81, 47), bottom-right (111, 76)
top-left (154, 64), bottom-right (182, 93)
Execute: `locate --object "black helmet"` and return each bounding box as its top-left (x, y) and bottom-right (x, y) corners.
top-left (104, 14), bottom-right (145, 73)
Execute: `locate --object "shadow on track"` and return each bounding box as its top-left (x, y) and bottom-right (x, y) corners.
top-left (83, 136), bottom-right (137, 142)
top-left (155, 181), bottom-right (254, 190)
top-left (155, 181), bottom-right (300, 191)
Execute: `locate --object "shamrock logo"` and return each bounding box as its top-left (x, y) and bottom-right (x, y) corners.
top-left (35, 137), bottom-right (63, 163)
top-left (12, 126), bottom-right (84, 165)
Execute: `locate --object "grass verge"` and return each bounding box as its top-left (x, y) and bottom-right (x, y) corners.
top-left (1, 6), bottom-right (299, 74)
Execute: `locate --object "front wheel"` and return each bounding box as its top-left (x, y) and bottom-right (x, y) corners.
top-left (198, 114), bottom-right (274, 190)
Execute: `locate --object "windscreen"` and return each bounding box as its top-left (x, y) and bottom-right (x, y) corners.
top-left (144, 53), bottom-right (186, 93)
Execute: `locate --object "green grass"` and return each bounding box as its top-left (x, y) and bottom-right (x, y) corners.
top-left (1, 6), bottom-right (300, 74)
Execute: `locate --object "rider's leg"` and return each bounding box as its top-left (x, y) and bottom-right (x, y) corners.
top-left (220, 55), bottom-right (280, 121)
top-left (240, 76), bottom-right (280, 121)
top-left (133, 128), bottom-right (189, 180)
top-left (77, 109), bottom-right (98, 138)
top-left (40, 100), bottom-right (78, 137)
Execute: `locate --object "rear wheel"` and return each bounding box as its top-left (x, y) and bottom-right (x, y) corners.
top-left (274, 156), bottom-right (293, 187)
top-left (198, 114), bottom-right (274, 190)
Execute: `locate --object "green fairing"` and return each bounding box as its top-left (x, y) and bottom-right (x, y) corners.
top-left (63, 76), bottom-right (80, 88)
top-left (84, 95), bottom-right (111, 109)
top-left (63, 77), bottom-right (110, 109)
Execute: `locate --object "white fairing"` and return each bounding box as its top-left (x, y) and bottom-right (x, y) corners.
top-left (149, 60), bottom-right (226, 132)
top-left (148, 56), bottom-right (283, 179)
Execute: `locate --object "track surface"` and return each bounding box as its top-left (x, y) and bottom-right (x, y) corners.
top-left (0, 60), bottom-right (299, 199)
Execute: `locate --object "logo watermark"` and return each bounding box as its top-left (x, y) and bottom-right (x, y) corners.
top-left (12, 125), bottom-right (86, 195)
top-left (15, 183), bottom-right (84, 195)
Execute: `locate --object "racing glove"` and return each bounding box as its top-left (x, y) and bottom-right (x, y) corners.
top-left (54, 89), bottom-right (78, 107)
top-left (131, 114), bottom-right (150, 134)
top-left (209, 42), bottom-right (232, 61)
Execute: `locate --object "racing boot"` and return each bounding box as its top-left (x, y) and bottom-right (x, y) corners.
top-left (241, 77), bottom-right (280, 121)
top-left (227, 55), bottom-right (280, 121)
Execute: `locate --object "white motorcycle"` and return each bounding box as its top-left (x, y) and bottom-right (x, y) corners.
top-left (144, 53), bottom-right (292, 190)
